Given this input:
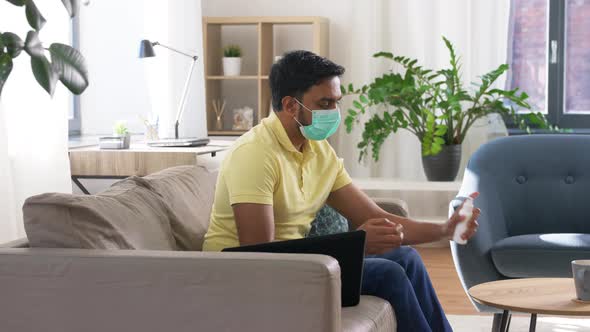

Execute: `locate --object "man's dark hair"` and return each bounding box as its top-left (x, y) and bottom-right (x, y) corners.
top-left (269, 50), bottom-right (345, 112)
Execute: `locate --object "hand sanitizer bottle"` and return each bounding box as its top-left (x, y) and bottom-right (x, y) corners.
top-left (453, 197), bottom-right (473, 245)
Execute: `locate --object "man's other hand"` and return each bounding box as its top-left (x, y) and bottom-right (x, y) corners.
top-left (358, 218), bottom-right (403, 255)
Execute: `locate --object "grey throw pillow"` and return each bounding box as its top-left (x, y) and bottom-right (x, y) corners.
top-left (23, 177), bottom-right (178, 250)
top-left (308, 205), bottom-right (350, 237)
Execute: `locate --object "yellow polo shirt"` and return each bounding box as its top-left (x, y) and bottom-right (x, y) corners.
top-left (202, 111), bottom-right (352, 251)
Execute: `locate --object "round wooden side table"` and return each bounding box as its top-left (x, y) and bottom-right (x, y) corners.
top-left (469, 278), bottom-right (590, 332)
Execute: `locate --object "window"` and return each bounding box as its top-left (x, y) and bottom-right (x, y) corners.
top-left (507, 0), bottom-right (590, 129)
top-left (68, 17), bottom-right (81, 136)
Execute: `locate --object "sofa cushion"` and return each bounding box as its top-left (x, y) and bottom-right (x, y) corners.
top-left (23, 178), bottom-right (177, 250)
top-left (491, 233), bottom-right (590, 278)
top-left (308, 205), bottom-right (350, 237)
top-left (342, 295), bottom-right (396, 332)
top-left (143, 165), bottom-right (218, 251)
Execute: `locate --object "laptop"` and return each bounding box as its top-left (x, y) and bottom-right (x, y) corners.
top-left (147, 137), bottom-right (210, 147)
top-left (222, 230), bottom-right (366, 307)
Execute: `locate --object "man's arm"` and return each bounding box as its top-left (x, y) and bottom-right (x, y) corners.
top-left (327, 183), bottom-right (480, 245)
top-left (232, 203), bottom-right (275, 246)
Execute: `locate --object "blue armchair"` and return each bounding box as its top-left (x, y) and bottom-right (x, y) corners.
top-left (450, 135), bottom-right (590, 314)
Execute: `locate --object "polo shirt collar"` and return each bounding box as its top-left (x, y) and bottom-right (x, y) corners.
top-left (267, 111), bottom-right (315, 156)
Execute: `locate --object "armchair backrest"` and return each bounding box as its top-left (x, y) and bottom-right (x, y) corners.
top-left (466, 135), bottom-right (590, 236)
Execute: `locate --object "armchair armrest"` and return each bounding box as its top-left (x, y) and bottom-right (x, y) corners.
top-left (0, 249), bottom-right (342, 332)
top-left (450, 167), bottom-right (508, 312)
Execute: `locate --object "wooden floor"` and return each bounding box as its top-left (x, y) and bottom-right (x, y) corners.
top-left (415, 246), bottom-right (480, 315)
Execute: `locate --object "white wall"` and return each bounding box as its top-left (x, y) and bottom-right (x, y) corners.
top-left (79, 0), bottom-right (206, 139)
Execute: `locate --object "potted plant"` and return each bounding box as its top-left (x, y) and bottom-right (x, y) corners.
top-left (113, 120), bottom-right (130, 149)
top-left (222, 44), bottom-right (242, 76)
top-left (343, 36), bottom-right (551, 181)
top-left (0, 0), bottom-right (89, 98)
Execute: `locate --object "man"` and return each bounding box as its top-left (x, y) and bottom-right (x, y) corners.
top-left (203, 50), bottom-right (480, 331)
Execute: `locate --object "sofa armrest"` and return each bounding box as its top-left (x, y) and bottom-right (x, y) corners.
top-left (372, 197), bottom-right (409, 218)
top-left (0, 249), bottom-right (342, 332)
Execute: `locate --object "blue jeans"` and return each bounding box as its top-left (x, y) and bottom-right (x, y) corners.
top-left (363, 246), bottom-right (452, 332)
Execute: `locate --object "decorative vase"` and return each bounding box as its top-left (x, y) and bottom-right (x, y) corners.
top-left (215, 115), bottom-right (223, 130)
top-left (222, 57), bottom-right (242, 76)
top-left (421, 144), bottom-right (462, 181)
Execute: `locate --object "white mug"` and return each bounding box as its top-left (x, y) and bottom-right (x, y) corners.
top-left (572, 260), bottom-right (590, 301)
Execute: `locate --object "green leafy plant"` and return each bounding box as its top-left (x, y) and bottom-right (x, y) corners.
top-left (0, 0), bottom-right (89, 97)
top-left (223, 44), bottom-right (242, 58)
top-left (113, 120), bottom-right (129, 136)
top-left (343, 36), bottom-right (553, 162)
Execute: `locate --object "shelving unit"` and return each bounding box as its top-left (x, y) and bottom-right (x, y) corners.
top-left (202, 16), bottom-right (329, 136)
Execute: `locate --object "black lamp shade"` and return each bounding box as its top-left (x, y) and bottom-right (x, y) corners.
top-left (139, 39), bottom-right (156, 58)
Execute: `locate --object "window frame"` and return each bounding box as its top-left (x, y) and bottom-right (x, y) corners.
top-left (68, 16), bottom-right (82, 137)
top-left (507, 0), bottom-right (590, 131)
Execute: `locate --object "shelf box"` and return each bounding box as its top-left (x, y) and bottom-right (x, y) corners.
top-left (206, 80), bottom-right (258, 134)
top-left (205, 24), bottom-right (258, 77)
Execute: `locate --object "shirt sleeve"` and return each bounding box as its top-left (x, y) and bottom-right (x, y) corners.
top-left (224, 143), bottom-right (278, 206)
top-left (331, 157), bottom-right (353, 193)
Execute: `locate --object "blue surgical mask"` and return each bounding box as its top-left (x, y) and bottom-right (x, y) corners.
top-left (293, 99), bottom-right (341, 141)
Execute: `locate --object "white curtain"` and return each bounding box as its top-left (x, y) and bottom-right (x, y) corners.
top-left (0, 2), bottom-right (72, 243)
top-left (332, 0), bottom-right (511, 180)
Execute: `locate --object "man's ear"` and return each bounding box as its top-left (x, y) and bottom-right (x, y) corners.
top-left (281, 96), bottom-right (299, 115)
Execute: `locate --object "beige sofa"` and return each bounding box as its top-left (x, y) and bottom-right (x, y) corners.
top-left (0, 165), bottom-right (403, 332)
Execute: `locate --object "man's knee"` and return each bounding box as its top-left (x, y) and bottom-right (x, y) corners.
top-left (399, 246), bottom-right (422, 262)
top-left (381, 246), bottom-right (423, 264)
top-left (369, 258), bottom-right (407, 284)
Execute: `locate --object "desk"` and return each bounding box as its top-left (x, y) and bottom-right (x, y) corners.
top-left (69, 141), bottom-right (232, 194)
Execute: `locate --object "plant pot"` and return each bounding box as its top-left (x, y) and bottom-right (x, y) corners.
top-left (421, 144), bottom-right (462, 181)
top-left (222, 57), bottom-right (242, 76)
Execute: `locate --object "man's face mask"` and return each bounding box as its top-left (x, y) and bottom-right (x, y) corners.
top-left (293, 98), bottom-right (341, 141)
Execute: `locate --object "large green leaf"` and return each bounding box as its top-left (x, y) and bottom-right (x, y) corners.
top-left (31, 55), bottom-right (58, 96)
top-left (6, 0), bottom-right (26, 6)
top-left (0, 53), bottom-right (14, 96)
top-left (60, 0), bottom-right (80, 18)
top-left (49, 43), bottom-right (88, 95)
top-left (373, 51), bottom-right (394, 59)
top-left (24, 30), bottom-right (44, 58)
top-left (26, 0), bottom-right (47, 31)
top-left (2, 32), bottom-right (24, 58)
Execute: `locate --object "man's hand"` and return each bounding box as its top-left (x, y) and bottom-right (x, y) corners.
top-left (358, 218), bottom-right (404, 255)
top-left (443, 192), bottom-right (481, 241)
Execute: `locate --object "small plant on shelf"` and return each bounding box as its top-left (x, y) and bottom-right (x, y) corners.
top-left (222, 44), bottom-right (242, 76)
top-left (223, 45), bottom-right (242, 57)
